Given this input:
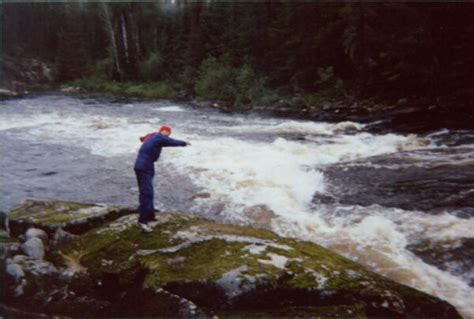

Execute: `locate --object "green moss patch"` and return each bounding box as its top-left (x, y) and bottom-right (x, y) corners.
top-left (55, 210), bottom-right (461, 317)
top-left (9, 200), bottom-right (92, 221)
top-left (8, 200), bottom-right (132, 236)
top-left (5, 201), bottom-right (457, 318)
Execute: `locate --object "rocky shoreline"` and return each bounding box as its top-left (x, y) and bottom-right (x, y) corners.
top-left (4, 84), bottom-right (471, 135)
top-left (1, 53), bottom-right (472, 133)
top-left (1, 56), bottom-right (472, 135)
top-left (187, 96), bottom-right (473, 134)
top-left (1, 200), bottom-right (462, 318)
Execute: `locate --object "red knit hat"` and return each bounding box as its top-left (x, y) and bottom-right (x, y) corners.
top-left (159, 125), bottom-right (172, 134)
top-left (139, 126), bottom-right (172, 142)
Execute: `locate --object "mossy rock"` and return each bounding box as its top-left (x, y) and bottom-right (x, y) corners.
top-left (8, 199), bottom-right (134, 236)
top-left (57, 211), bottom-right (460, 318)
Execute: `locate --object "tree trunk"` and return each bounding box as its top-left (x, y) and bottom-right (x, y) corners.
top-left (120, 13), bottom-right (129, 63)
top-left (128, 4), bottom-right (141, 60)
top-left (101, 3), bottom-right (123, 79)
top-left (357, 1), bottom-right (368, 94)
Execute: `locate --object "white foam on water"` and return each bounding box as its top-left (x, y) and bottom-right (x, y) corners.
top-left (213, 119), bottom-right (364, 135)
top-left (271, 207), bottom-right (474, 319)
top-left (426, 128), bottom-right (451, 138)
top-left (0, 112), bottom-right (65, 131)
top-left (169, 136), bottom-right (325, 216)
top-left (0, 111), bottom-right (163, 156)
top-left (166, 120), bottom-right (473, 318)
top-left (166, 122), bottom-right (434, 220)
top-left (153, 105), bottom-right (186, 112)
top-left (2, 105), bottom-right (471, 317)
top-left (172, 131), bottom-right (413, 218)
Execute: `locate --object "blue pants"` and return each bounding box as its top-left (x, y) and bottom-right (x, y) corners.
top-left (135, 168), bottom-right (155, 223)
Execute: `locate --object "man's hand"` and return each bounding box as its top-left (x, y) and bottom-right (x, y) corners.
top-left (185, 141), bottom-right (192, 146)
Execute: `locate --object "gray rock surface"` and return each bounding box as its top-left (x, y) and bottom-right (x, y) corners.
top-left (0, 88), bottom-right (19, 97)
top-left (25, 227), bottom-right (48, 241)
top-left (21, 237), bottom-right (45, 260)
top-left (52, 227), bottom-right (77, 249)
top-left (3, 200), bottom-right (463, 319)
top-left (16, 256), bottom-right (59, 276)
top-left (6, 263), bottom-right (25, 282)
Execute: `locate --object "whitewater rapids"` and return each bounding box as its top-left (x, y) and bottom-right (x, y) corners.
top-left (1, 93), bottom-right (473, 317)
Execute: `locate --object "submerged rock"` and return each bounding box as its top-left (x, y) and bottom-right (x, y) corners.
top-left (243, 204), bottom-right (276, 230)
top-left (60, 86), bottom-right (82, 93)
top-left (0, 88), bottom-right (20, 98)
top-left (408, 238), bottom-right (474, 287)
top-left (334, 121), bottom-right (363, 132)
top-left (3, 200), bottom-right (462, 318)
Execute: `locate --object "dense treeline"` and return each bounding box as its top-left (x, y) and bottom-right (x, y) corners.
top-left (3, 1), bottom-right (474, 106)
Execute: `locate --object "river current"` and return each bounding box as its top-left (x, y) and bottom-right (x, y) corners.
top-left (1, 93), bottom-right (473, 317)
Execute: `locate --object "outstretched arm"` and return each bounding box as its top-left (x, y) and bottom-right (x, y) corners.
top-left (162, 136), bottom-right (189, 147)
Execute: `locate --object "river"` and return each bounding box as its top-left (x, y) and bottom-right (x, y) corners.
top-left (1, 92), bottom-right (473, 317)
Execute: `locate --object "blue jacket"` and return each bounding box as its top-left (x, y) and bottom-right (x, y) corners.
top-left (134, 133), bottom-right (187, 170)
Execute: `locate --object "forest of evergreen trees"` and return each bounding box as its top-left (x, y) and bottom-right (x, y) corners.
top-left (3, 1), bottom-right (474, 107)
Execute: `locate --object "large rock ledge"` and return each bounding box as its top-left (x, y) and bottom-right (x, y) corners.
top-left (1, 200), bottom-right (461, 318)
top-left (8, 199), bottom-right (135, 236)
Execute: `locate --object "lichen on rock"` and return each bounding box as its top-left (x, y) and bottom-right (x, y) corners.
top-left (9, 199), bottom-right (133, 236)
top-left (58, 211), bottom-right (461, 318)
top-left (2, 200), bottom-right (462, 318)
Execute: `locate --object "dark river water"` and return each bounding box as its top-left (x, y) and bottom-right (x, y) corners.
top-left (1, 93), bottom-right (473, 317)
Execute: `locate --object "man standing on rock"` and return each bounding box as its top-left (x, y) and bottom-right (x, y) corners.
top-left (134, 125), bottom-right (190, 232)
